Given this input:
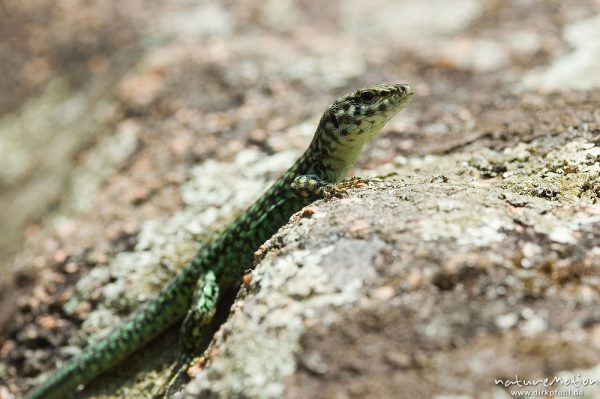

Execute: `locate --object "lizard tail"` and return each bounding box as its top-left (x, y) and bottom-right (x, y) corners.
top-left (24, 272), bottom-right (194, 399)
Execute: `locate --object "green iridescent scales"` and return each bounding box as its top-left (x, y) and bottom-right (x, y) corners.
top-left (25, 83), bottom-right (413, 399)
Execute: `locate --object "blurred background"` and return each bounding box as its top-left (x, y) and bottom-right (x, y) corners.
top-left (3, 0), bottom-right (599, 272)
top-left (1, 0), bottom-right (600, 397)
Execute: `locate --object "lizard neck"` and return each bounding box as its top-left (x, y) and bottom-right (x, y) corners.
top-left (295, 125), bottom-right (372, 183)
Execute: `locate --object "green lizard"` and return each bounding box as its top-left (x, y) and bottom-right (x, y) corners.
top-left (24, 82), bottom-right (414, 399)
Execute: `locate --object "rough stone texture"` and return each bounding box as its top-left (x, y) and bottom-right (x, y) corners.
top-left (180, 129), bottom-right (600, 399)
top-left (1, 1), bottom-right (600, 399)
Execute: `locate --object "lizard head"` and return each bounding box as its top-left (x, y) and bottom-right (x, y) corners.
top-left (315, 83), bottom-right (414, 181)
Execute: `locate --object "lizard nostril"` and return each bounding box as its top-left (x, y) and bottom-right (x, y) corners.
top-left (395, 83), bottom-right (414, 96)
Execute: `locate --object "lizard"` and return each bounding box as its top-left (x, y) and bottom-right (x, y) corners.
top-left (24, 82), bottom-right (414, 399)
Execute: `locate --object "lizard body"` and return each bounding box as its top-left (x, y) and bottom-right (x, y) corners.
top-left (25, 83), bottom-right (413, 399)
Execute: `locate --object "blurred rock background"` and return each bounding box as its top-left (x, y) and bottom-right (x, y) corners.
top-left (0, 0), bottom-right (599, 398)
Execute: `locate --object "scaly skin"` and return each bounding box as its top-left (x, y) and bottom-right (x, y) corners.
top-left (25, 83), bottom-right (414, 399)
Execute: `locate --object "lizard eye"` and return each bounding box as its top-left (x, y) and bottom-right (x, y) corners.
top-left (359, 91), bottom-right (375, 104)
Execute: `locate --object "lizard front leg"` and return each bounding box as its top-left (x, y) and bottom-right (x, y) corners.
top-left (291, 175), bottom-right (368, 198)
